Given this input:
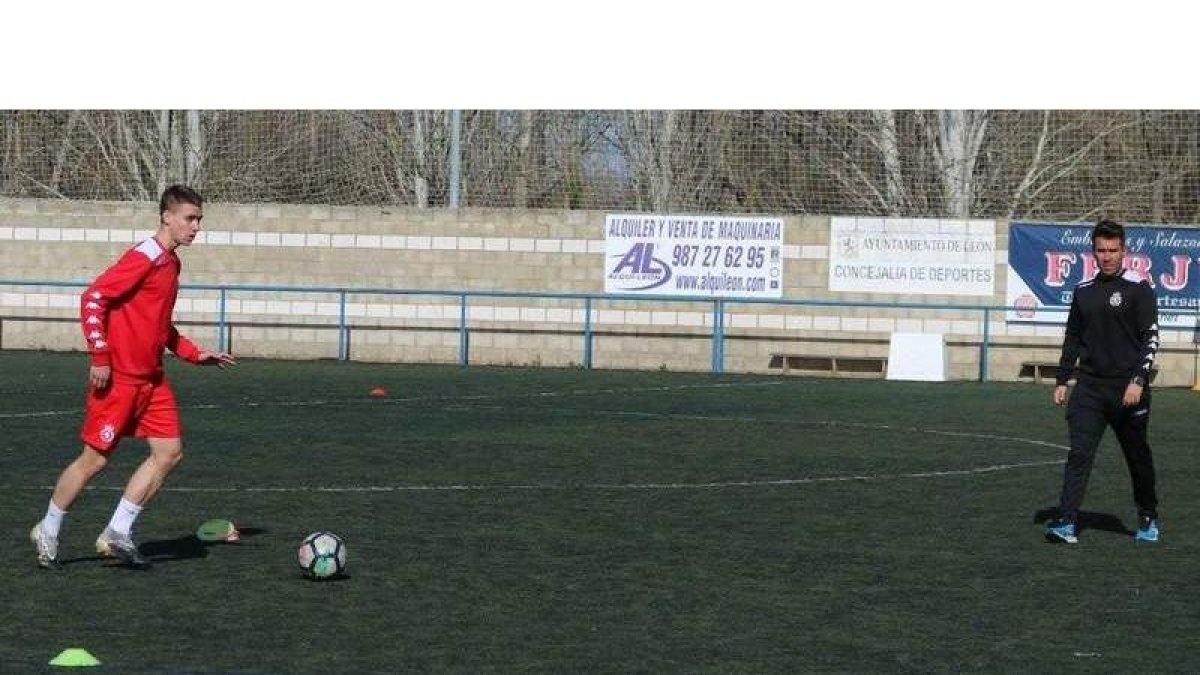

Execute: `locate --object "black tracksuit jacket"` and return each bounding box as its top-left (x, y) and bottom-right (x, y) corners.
top-left (1055, 271), bottom-right (1159, 386)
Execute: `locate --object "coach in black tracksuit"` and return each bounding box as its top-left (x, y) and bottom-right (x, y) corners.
top-left (1048, 219), bottom-right (1160, 543)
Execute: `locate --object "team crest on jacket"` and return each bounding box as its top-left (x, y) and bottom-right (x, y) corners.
top-left (1109, 292), bottom-right (1123, 307)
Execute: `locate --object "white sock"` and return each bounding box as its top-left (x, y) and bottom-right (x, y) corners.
top-left (42, 500), bottom-right (67, 539)
top-left (107, 497), bottom-right (144, 536)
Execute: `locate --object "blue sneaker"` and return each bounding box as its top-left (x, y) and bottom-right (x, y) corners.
top-left (1045, 520), bottom-right (1078, 544)
top-left (1135, 516), bottom-right (1160, 543)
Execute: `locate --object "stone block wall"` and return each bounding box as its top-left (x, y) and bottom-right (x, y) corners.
top-left (2, 197), bottom-right (1197, 385)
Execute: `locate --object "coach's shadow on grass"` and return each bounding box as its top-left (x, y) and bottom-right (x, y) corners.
top-left (1034, 508), bottom-right (1131, 536)
top-left (60, 527), bottom-right (267, 568)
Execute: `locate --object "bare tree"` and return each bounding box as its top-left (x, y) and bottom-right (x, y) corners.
top-left (870, 110), bottom-right (908, 214)
top-left (996, 110), bottom-right (1142, 221)
top-left (794, 111), bottom-right (896, 215)
top-left (185, 110), bottom-right (203, 187)
top-left (515, 109), bottom-right (534, 208)
top-left (47, 111), bottom-right (80, 197)
top-left (620, 110), bottom-right (677, 212)
top-left (6, 109), bottom-right (1200, 223)
top-left (412, 111), bottom-right (432, 207)
top-left (919, 110), bottom-right (990, 219)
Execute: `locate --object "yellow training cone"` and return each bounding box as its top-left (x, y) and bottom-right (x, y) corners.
top-left (49, 648), bottom-right (101, 667)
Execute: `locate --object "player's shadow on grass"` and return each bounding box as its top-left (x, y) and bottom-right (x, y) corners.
top-left (1034, 508), bottom-right (1132, 536)
top-left (61, 526), bottom-right (267, 568)
top-left (142, 526), bottom-right (268, 562)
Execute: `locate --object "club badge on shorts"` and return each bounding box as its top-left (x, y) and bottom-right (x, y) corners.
top-left (100, 424), bottom-right (116, 444)
top-left (1109, 292), bottom-right (1123, 307)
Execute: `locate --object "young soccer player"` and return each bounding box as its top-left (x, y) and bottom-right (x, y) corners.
top-left (31, 185), bottom-right (235, 569)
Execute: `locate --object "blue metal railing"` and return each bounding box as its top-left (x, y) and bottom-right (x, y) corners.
top-left (2, 278), bottom-right (1197, 381)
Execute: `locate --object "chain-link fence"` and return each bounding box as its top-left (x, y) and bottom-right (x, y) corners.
top-left (3, 110), bottom-right (1198, 222)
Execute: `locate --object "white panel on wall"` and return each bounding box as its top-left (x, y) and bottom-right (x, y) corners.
top-left (758, 315), bottom-right (785, 330)
top-left (651, 311), bottom-right (678, 326)
top-left (785, 315), bottom-right (813, 330)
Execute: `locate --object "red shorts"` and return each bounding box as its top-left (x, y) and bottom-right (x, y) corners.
top-left (80, 377), bottom-right (181, 453)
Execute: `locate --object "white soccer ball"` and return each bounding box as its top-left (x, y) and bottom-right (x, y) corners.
top-left (297, 531), bottom-right (347, 580)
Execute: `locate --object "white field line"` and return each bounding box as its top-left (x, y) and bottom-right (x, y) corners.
top-left (0, 409), bottom-right (78, 419)
top-left (0, 380), bottom-right (786, 419)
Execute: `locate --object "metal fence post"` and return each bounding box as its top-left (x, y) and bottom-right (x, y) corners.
top-left (337, 291), bottom-right (348, 361)
top-left (980, 307), bottom-right (990, 382)
top-left (217, 288), bottom-right (228, 354)
top-left (711, 299), bottom-right (725, 374)
top-left (459, 293), bottom-right (469, 366)
top-left (583, 297), bottom-right (593, 369)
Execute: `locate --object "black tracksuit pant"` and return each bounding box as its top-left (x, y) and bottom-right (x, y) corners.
top-left (1058, 376), bottom-right (1158, 523)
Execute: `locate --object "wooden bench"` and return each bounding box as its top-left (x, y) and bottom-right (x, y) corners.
top-left (1020, 361), bottom-right (1158, 385)
top-left (769, 353), bottom-right (888, 377)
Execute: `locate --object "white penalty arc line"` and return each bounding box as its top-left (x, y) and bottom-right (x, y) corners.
top-left (439, 404), bottom-right (1071, 456)
top-left (24, 420), bottom-right (1068, 495)
top-left (6, 380), bottom-right (1069, 492)
top-left (10, 432), bottom-right (1068, 494)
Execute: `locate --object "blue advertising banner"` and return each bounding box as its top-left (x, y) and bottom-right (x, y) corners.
top-left (1007, 222), bottom-right (1200, 326)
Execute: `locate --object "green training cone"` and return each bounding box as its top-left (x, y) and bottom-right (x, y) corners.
top-left (49, 648), bottom-right (101, 667)
top-left (196, 518), bottom-right (239, 542)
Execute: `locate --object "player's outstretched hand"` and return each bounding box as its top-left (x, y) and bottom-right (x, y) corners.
top-left (198, 351), bottom-right (236, 368)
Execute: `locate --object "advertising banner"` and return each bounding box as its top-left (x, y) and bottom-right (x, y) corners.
top-left (604, 214), bottom-right (784, 298)
top-left (828, 217), bottom-right (995, 296)
top-left (1008, 222), bottom-right (1200, 327)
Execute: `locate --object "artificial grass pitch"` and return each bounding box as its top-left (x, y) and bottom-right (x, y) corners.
top-left (4, 350), bottom-right (1200, 673)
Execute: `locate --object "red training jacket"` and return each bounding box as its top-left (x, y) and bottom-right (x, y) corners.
top-left (80, 237), bottom-right (202, 382)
